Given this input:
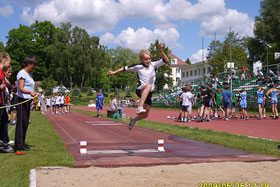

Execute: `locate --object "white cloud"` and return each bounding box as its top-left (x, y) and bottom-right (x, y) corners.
top-left (21, 0), bottom-right (121, 33)
top-left (100, 33), bottom-right (116, 45)
top-left (0, 5), bottom-right (13, 17)
top-left (20, 0), bottom-right (254, 38)
top-left (190, 49), bottom-right (209, 64)
top-left (100, 27), bottom-right (181, 51)
top-left (200, 9), bottom-right (254, 37)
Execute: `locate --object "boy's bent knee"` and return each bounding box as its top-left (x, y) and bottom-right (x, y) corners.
top-left (143, 84), bottom-right (152, 90)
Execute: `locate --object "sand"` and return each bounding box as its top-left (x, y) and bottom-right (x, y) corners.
top-left (36, 161), bottom-right (280, 187)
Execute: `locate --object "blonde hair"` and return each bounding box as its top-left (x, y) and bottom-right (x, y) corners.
top-left (0, 53), bottom-right (11, 64)
top-left (139, 49), bottom-right (151, 60)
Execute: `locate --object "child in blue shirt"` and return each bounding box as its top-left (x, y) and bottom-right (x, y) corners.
top-left (96, 89), bottom-right (104, 117)
top-left (239, 88), bottom-right (248, 120)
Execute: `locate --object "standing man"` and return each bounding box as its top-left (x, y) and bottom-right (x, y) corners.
top-left (96, 89), bottom-right (104, 117)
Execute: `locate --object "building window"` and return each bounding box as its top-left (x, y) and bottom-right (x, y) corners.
top-left (198, 68), bottom-right (201, 75)
top-left (177, 69), bottom-right (180, 73)
top-left (203, 68), bottom-right (206, 74)
top-left (182, 72), bottom-right (185, 78)
top-left (190, 71), bottom-right (193, 76)
top-left (207, 67), bottom-right (211, 73)
top-left (171, 59), bottom-right (176, 64)
top-left (186, 72), bottom-right (189, 77)
top-left (194, 70), bottom-right (197, 76)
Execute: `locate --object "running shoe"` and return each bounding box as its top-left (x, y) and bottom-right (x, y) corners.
top-left (136, 107), bottom-right (146, 114)
top-left (224, 118), bottom-right (229, 121)
top-left (128, 117), bottom-right (136, 130)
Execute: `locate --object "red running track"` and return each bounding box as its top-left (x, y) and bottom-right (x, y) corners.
top-left (46, 111), bottom-right (279, 167)
top-left (74, 106), bottom-right (280, 141)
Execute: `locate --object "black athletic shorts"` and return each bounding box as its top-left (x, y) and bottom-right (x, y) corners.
top-left (136, 89), bottom-right (153, 106)
top-left (202, 99), bottom-right (211, 107)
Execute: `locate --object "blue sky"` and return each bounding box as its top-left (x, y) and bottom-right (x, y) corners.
top-left (0, 0), bottom-right (262, 63)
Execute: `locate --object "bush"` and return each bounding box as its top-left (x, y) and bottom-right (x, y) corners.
top-left (87, 87), bottom-right (94, 96)
top-left (71, 86), bottom-right (80, 96)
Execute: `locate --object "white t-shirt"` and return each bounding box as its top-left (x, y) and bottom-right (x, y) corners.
top-left (17, 69), bottom-right (35, 99)
top-left (46, 98), bottom-right (51, 106)
top-left (111, 98), bottom-right (118, 110)
top-left (55, 96), bottom-right (61, 105)
top-left (124, 59), bottom-right (166, 91)
top-left (51, 97), bottom-right (55, 105)
top-left (180, 92), bottom-right (194, 106)
top-left (60, 95), bottom-right (65, 104)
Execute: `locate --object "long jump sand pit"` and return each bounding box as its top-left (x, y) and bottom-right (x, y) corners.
top-left (36, 161), bottom-right (280, 187)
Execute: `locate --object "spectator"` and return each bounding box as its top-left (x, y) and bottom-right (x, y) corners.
top-left (256, 75), bottom-right (263, 85)
top-left (241, 65), bottom-right (245, 72)
top-left (0, 53), bottom-right (12, 144)
top-left (241, 72), bottom-right (245, 82)
top-left (232, 69), bottom-right (237, 80)
top-left (111, 95), bottom-right (123, 117)
top-left (258, 70), bottom-right (264, 77)
top-left (15, 56), bottom-right (37, 151)
top-left (275, 73), bottom-right (280, 85)
top-left (10, 83), bottom-right (18, 125)
top-left (224, 74), bottom-right (231, 85)
top-left (269, 70), bottom-right (275, 77)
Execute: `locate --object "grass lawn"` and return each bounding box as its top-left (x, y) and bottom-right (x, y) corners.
top-left (0, 111), bottom-right (73, 187)
top-left (73, 108), bottom-right (280, 158)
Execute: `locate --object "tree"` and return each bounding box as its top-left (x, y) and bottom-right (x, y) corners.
top-left (46, 22), bottom-right (109, 90)
top-left (107, 46), bottom-right (139, 91)
top-left (6, 21), bottom-right (57, 82)
top-left (71, 85), bottom-right (80, 96)
top-left (207, 31), bottom-right (248, 76)
top-left (0, 42), bottom-right (5, 52)
top-left (247, 0), bottom-right (280, 66)
top-left (185, 58), bottom-right (191, 65)
top-left (6, 25), bottom-right (35, 82)
top-left (39, 77), bottom-right (57, 96)
top-left (149, 40), bottom-right (172, 91)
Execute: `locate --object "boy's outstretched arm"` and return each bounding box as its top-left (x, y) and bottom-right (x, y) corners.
top-left (107, 67), bottom-right (124, 75)
top-left (158, 44), bottom-right (170, 64)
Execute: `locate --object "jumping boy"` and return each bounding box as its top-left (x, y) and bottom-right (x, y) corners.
top-left (108, 44), bottom-right (169, 130)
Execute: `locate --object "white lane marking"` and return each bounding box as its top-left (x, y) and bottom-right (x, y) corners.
top-left (87, 149), bottom-right (159, 154)
top-left (29, 169), bottom-right (36, 187)
top-left (85, 121), bottom-right (116, 124)
top-left (87, 123), bottom-right (123, 126)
